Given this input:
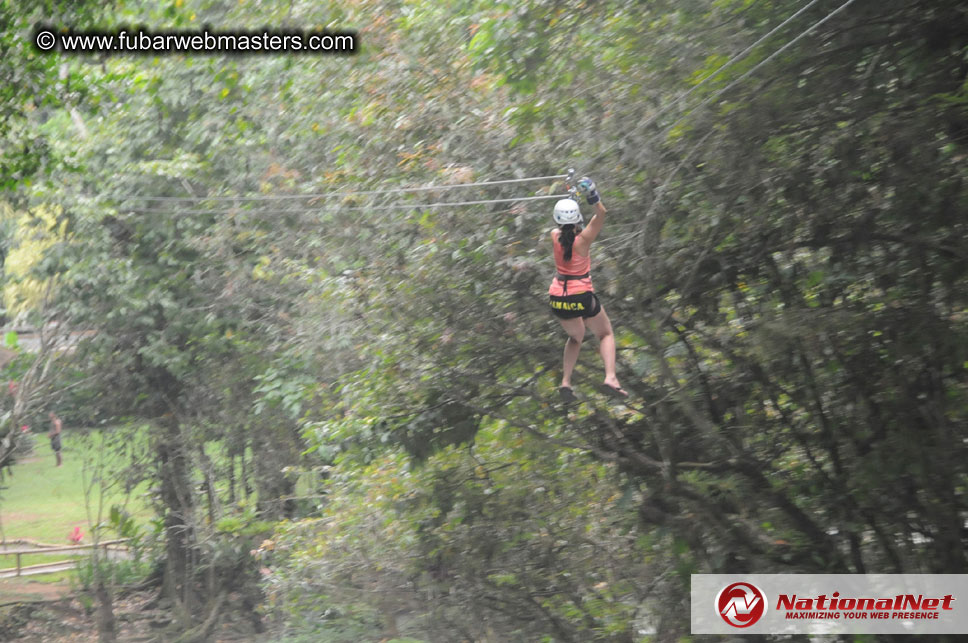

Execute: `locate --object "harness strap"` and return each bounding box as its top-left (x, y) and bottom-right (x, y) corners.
top-left (556, 271), bottom-right (590, 295)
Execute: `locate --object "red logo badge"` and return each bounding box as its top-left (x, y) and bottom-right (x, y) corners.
top-left (717, 582), bottom-right (767, 627)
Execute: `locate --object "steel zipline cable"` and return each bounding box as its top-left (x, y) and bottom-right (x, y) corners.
top-left (587, 0), bottom-right (863, 251)
top-left (593, 0), bottom-right (859, 163)
top-left (634, 0), bottom-right (825, 134)
top-left (653, 0), bottom-right (861, 142)
top-left (101, 0), bottom-right (858, 216)
top-left (593, 0), bottom-right (862, 233)
top-left (107, 173), bottom-right (569, 204)
top-left (120, 192), bottom-right (571, 216)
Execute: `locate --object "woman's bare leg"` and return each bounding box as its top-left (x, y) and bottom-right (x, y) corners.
top-left (558, 317), bottom-right (586, 389)
top-left (586, 307), bottom-right (621, 389)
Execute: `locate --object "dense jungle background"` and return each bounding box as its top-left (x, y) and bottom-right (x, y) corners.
top-left (1, 0), bottom-right (966, 640)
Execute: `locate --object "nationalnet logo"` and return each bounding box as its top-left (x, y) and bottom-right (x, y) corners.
top-left (717, 582), bottom-right (766, 627)
top-left (777, 590), bottom-right (954, 621)
top-left (693, 574), bottom-right (968, 634)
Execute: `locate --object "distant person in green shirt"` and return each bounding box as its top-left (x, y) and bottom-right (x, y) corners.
top-left (48, 411), bottom-right (63, 467)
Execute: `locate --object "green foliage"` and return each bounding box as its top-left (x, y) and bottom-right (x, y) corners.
top-left (74, 556), bottom-right (154, 592)
top-left (215, 513), bottom-right (274, 538)
top-left (5, 0), bottom-right (966, 639)
top-left (107, 505), bottom-right (143, 551)
top-left (0, 0), bottom-right (115, 190)
top-left (270, 422), bottom-right (651, 640)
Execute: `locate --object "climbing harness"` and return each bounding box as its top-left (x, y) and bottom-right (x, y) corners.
top-left (555, 272), bottom-right (590, 296)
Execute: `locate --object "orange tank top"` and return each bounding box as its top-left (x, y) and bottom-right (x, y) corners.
top-left (548, 229), bottom-right (593, 296)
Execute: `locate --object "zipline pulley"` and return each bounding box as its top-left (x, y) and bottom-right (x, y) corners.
top-left (564, 168), bottom-right (579, 202)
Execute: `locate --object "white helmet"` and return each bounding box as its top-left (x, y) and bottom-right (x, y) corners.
top-left (553, 198), bottom-right (583, 226)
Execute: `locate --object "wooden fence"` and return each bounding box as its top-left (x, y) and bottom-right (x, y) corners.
top-left (0, 538), bottom-right (130, 578)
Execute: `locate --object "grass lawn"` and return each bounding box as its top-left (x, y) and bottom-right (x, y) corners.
top-left (0, 428), bottom-right (151, 554)
top-left (1, 450), bottom-right (90, 545)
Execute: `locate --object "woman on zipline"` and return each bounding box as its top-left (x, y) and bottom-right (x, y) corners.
top-left (549, 177), bottom-right (627, 402)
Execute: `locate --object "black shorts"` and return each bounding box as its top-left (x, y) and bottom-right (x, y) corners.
top-left (549, 292), bottom-right (602, 319)
top-left (50, 434), bottom-right (62, 452)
